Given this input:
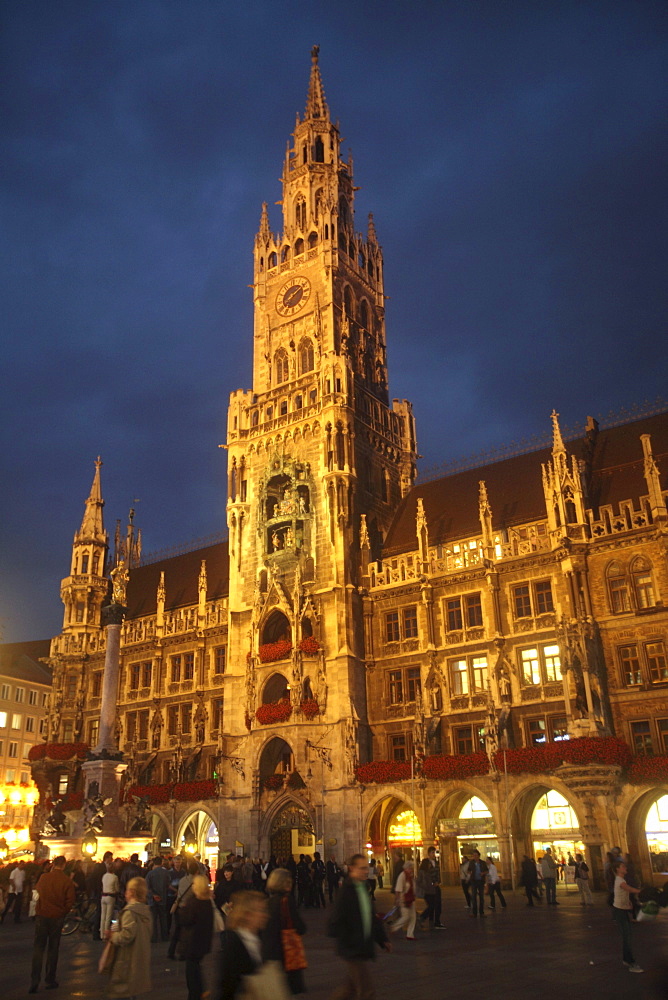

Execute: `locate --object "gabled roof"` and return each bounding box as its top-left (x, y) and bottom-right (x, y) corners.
top-left (384, 411), bottom-right (668, 557)
top-left (0, 640), bottom-right (52, 684)
top-left (126, 541), bottom-right (229, 620)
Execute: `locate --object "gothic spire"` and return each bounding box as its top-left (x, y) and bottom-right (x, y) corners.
top-left (551, 409), bottom-right (566, 456)
top-left (77, 456), bottom-right (106, 542)
top-left (304, 45), bottom-right (329, 121)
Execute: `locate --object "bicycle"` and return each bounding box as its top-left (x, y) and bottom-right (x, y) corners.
top-left (61, 896), bottom-right (99, 935)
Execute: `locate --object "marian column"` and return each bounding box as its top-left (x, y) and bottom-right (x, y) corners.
top-left (80, 560), bottom-right (129, 839)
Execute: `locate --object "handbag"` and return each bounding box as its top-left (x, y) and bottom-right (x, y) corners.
top-left (98, 940), bottom-right (116, 975)
top-left (280, 896), bottom-right (307, 972)
top-left (241, 960), bottom-right (291, 1000)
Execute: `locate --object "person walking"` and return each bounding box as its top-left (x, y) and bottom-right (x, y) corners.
top-left (541, 847), bottom-right (559, 905)
top-left (326, 856), bottom-right (340, 903)
top-left (459, 853), bottom-right (471, 909)
top-left (486, 857), bottom-right (506, 911)
top-left (28, 856), bottom-right (76, 993)
top-left (168, 859), bottom-right (199, 959)
top-left (217, 891), bottom-right (284, 1000)
top-left (375, 861), bottom-right (384, 891)
top-left (179, 875), bottom-right (214, 1000)
top-left (391, 861), bottom-right (417, 939)
top-left (327, 853), bottom-right (391, 1000)
top-left (467, 851), bottom-right (488, 918)
top-left (612, 859), bottom-right (643, 973)
top-left (100, 863), bottom-right (120, 937)
top-left (520, 855), bottom-right (540, 906)
top-left (574, 853), bottom-right (594, 906)
top-left (366, 859), bottom-right (378, 902)
top-left (106, 877), bottom-right (152, 999)
top-left (263, 867), bottom-right (307, 995)
top-left (417, 847), bottom-right (444, 930)
top-left (312, 851), bottom-right (327, 908)
top-left (2, 860), bottom-right (26, 924)
top-left (214, 864), bottom-right (243, 923)
top-left (146, 856), bottom-right (170, 941)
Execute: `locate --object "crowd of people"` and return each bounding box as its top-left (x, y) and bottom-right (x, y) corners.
top-left (1, 841), bottom-right (666, 995)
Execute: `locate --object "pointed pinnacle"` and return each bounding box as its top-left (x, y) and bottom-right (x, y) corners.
top-left (550, 409), bottom-right (565, 454)
top-left (305, 45), bottom-right (329, 121)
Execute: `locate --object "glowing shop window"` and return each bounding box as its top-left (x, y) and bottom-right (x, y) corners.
top-left (646, 795), bottom-right (668, 862)
top-left (531, 790), bottom-right (578, 832)
top-left (388, 809), bottom-right (422, 844)
top-left (459, 796), bottom-right (492, 820)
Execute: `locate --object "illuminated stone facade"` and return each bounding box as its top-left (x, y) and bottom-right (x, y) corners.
top-left (35, 52), bottom-right (668, 884)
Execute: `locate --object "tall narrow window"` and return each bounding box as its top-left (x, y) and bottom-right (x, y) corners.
top-left (451, 659), bottom-right (469, 696)
top-left (607, 562), bottom-right (630, 613)
top-left (385, 612), bottom-right (400, 643)
top-left (388, 670), bottom-right (403, 704)
top-left (620, 645), bottom-right (641, 686)
top-left (630, 720), bottom-right (652, 755)
top-left (647, 641), bottom-right (668, 683)
top-left (299, 338), bottom-right (314, 374)
top-left (513, 585), bottom-right (532, 618)
top-left (275, 349), bottom-right (289, 384)
top-left (403, 606), bottom-right (418, 639)
top-left (184, 653), bottom-right (195, 681)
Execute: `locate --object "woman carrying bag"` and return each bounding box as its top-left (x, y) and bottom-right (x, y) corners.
top-left (216, 891), bottom-right (290, 1000)
top-left (263, 868), bottom-right (307, 995)
top-left (104, 877), bottom-right (152, 999)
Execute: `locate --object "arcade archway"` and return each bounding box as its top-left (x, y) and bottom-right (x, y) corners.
top-left (645, 794), bottom-right (668, 873)
top-left (366, 795), bottom-right (423, 870)
top-left (434, 789), bottom-right (497, 884)
top-left (177, 809), bottom-right (219, 870)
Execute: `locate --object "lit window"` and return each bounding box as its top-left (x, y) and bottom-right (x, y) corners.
top-left (549, 716), bottom-right (569, 741)
top-left (89, 720), bottom-right (99, 746)
top-left (635, 572), bottom-right (656, 609)
top-left (527, 718), bottom-right (547, 744)
top-left (11, 714), bottom-right (21, 730)
top-left (0, 712), bottom-right (7, 728)
top-left (58, 774), bottom-right (68, 795)
top-left (520, 644), bottom-right (562, 685)
top-left (471, 656), bottom-right (487, 691)
top-left (450, 659), bottom-right (469, 696)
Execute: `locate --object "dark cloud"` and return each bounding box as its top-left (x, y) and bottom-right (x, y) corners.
top-left (1, 0), bottom-right (667, 640)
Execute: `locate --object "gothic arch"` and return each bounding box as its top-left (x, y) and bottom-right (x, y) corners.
top-left (257, 734), bottom-right (294, 779)
top-left (258, 793), bottom-right (316, 844)
top-left (624, 784), bottom-right (668, 883)
top-left (259, 607), bottom-right (292, 646)
top-left (261, 672), bottom-right (290, 705)
top-left (506, 776), bottom-right (584, 862)
top-left (175, 803), bottom-right (219, 850)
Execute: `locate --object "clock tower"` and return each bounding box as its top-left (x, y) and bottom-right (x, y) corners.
top-left (224, 48), bottom-right (417, 853)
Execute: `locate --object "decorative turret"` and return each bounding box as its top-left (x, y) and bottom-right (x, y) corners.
top-left (60, 458), bottom-right (109, 632)
top-left (478, 480), bottom-right (494, 558)
top-left (542, 411), bottom-right (586, 540)
top-left (641, 434), bottom-right (667, 522)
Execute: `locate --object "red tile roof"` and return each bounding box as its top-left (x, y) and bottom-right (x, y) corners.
top-left (384, 411), bottom-right (668, 556)
top-left (126, 541), bottom-right (229, 619)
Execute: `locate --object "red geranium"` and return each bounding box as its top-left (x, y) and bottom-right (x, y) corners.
top-left (355, 760), bottom-right (412, 784)
top-left (300, 699), bottom-right (320, 719)
top-left (298, 637), bottom-right (321, 654)
top-left (627, 755), bottom-right (668, 784)
top-left (423, 753), bottom-right (489, 781)
top-left (173, 779), bottom-right (217, 802)
top-left (258, 640), bottom-right (292, 663)
top-left (255, 700), bottom-right (293, 725)
top-left (125, 782), bottom-right (173, 805)
top-left (28, 742), bottom-right (89, 762)
top-left (263, 774), bottom-right (284, 790)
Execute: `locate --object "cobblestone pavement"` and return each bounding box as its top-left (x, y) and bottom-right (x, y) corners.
top-left (2, 886), bottom-right (667, 1000)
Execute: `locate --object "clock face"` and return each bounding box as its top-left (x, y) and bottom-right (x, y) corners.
top-left (276, 276), bottom-right (311, 317)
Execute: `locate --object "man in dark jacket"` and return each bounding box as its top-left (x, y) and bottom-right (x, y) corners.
top-left (146, 856), bottom-right (171, 941)
top-left (467, 850), bottom-right (489, 918)
top-left (327, 853), bottom-right (390, 999)
top-left (29, 856), bottom-right (76, 993)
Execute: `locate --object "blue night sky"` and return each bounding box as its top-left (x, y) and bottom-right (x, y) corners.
top-left (1, 0), bottom-right (667, 641)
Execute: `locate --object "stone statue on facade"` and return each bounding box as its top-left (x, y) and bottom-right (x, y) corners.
top-left (82, 780), bottom-right (112, 836)
top-left (126, 794), bottom-right (151, 833)
top-left (42, 799), bottom-right (68, 837)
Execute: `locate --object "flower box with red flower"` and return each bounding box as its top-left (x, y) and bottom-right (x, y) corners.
top-left (255, 700), bottom-right (293, 725)
top-left (125, 782), bottom-right (173, 805)
top-left (354, 760), bottom-right (412, 784)
top-left (258, 640), bottom-right (293, 663)
top-left (627, 754), bottom-right (668, 784)
top-left (28, 742), bottom-right (90, 762)
top-left (422, 752), bottom-right (489, 781)
top-left (263, 774), bottom-right (284, 791)
top-left (298, 637), bottom-right (321, 655)
top-left (300, 699), bottom-right (320, 719)
top-left (173, 779), bottom-right (217, 802)
top-left (61, 791), bottom-right (84, 811)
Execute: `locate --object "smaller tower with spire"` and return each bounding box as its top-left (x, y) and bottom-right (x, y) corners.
top-left (60, 458), bottom-right (109, 633)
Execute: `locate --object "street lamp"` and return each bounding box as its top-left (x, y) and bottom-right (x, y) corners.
top-left (82, 833), bottom-right (98, 858)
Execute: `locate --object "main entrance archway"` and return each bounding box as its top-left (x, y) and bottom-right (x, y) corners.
top-left (269, 803), bottom-right (315, 860)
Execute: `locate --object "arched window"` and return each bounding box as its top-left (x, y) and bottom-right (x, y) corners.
top-left (268, 251), bottom-right (277, 269)
top-left (274, 349), bottom-right (289, 384)
top-left (607, 561), bottom-right (630, 613)
top-left (314, 136), bottom-right (324, 162)
top-left (279, 399), bottom-right (288, 416)
top-left (261, 610), bottom-right (291, 647)
top-left (338, 230), bottom-right (347, 252)
top-left (298, 338), bottom-right (314, 374)
top-left (343, 285), bottom-right (354, 318)
top-left (302, 143), bottom-right (307, 164)
top-left (294, 394), bottom-right (303, 411)
top-left (294, 238), bottom-right (304, 256)
top-left (349, 239), bottom-right (355, 258)
top-left (252, 410), bottom-right (259, 427)
top-left (308, 231), bottom-right (318, 249)
top-left (338, 197), bottom-right (348, 228)
top-left (259, 256), bottom-right (264, 272)
top-left (359, 299), bottom-right (369, 330)
top-left (281, 245), bottom-right (290, 263)
top-left (314, 188), bottom-right (323, 221)
top-left (294, 196), bottom-right (306, 230)
top-left (632, 556), bottom-right (656, 609)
